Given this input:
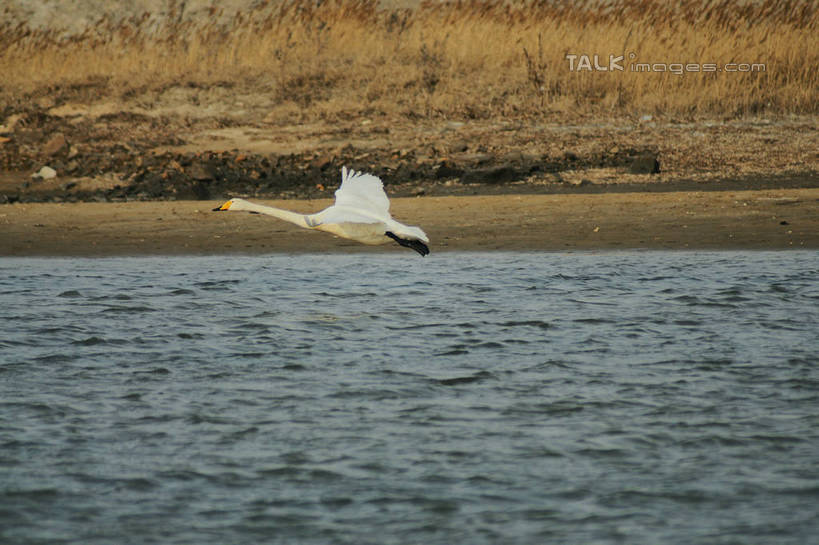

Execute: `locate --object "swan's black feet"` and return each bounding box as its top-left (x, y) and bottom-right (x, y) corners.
top-left (386, 232), bottom-right (430, 256)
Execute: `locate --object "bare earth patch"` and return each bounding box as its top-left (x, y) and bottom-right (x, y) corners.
top-left (2, 189), bottom-right (817, 256)
top-left (1, 85), bottom-right (817, 204)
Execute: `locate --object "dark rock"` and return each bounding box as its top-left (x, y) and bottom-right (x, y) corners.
top-left (503, 151), bottom-right (540, 164)
top-left (187, 162), bottom-right (216, 181)
top-left (189, 182), bottom-right (211, 200)
top-left (448, 140), bottom-right (469, 153)
top-left (629, 153), bottom-right (660, 174)
top-left (435, 161), bottom-right (463, 179)
top-left (43, 133), bottom-right (68, 157)
top-left (461, 165), bottom-right (520, 185)
top-left (310, 154), bottom-right (335, 170)
top-left (451, 152), bottom-right (493, 166)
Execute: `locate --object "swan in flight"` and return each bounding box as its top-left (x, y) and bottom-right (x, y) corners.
top-left (213, 167), bottom-right (429, 256)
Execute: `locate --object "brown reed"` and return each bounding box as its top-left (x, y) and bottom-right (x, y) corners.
top-left (1, 0), bottom-right (817, 120)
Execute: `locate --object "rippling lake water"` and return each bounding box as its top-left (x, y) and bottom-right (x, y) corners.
top-left (1, 252), bottom-right (818, 544)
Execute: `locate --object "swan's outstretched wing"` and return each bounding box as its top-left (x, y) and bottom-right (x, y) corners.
top-left (334, 167), bottom-right (391, 217)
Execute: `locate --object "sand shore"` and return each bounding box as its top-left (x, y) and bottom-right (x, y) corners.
top-left (2, 188), bottom-right (816, 256)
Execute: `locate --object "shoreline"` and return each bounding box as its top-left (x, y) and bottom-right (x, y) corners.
top-left (2, 188), bottom-right (817, 256)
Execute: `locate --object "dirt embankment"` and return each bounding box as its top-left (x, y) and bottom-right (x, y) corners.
top-left (1, 84), bottom-right (818, 206)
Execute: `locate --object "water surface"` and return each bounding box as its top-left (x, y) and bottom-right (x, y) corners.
top-left (1, 252), bottom-right (818, 544)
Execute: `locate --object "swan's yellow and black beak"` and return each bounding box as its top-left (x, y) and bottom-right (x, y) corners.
top-left (212, 200), bottom-right (232, 212)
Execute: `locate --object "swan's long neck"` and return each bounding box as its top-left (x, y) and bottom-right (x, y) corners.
top-left (242, 201), bottom-right (312, 229)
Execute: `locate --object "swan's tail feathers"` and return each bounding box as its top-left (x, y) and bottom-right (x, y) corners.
top-left (397, 225), bottom-right (429, 244)
top-left (386, 231), bottom-right (430, 257)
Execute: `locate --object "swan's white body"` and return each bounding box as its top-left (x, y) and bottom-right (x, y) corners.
top-left (214, 167), bottom-right (429, 255)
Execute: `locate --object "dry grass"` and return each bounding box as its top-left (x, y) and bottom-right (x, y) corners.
top-left (1, 0), bottom-right (817, 121)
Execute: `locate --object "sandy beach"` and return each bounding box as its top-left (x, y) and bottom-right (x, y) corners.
top-left (2, 188), bottom-right (816, 256)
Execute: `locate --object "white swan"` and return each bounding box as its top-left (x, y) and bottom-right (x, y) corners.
top-left (213, 167), bottom-right (430, 256)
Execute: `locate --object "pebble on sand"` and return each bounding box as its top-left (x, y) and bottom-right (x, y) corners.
top-left (32, 166), bottom-right (58, 180)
